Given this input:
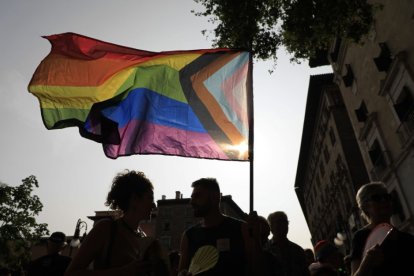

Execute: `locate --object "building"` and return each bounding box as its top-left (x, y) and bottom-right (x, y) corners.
top-left (88, 191), bottom-right (246, 252)
top-left (295, 74), bottom-right (370, 251)
top-left (295, 0), bottom-right (414, 248)
top-left (326, 0), bottom-right (414, 233)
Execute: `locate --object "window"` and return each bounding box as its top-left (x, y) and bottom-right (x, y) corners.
top-left (335, 155), bottom-right (345, 173)
top-left (323, 146), bottom-right (330, 163)
top-left (330, 172), bottom-right (335, 186)
top-left (163, 222), bottom-right (170, 231)
top-left (368, 139), bottom-right (386, 169)
top-left (355, 101), bottom-right (369, 122)
top-left (319, 162), bottom-right (325, 177)
top-left (393, 86), bottom-right (414, 122)
top-left (329, 127), bottom-right (336, 146)
top-left (315, 174), bottom-right (321, 188)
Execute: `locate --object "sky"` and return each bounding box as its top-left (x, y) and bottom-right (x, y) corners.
top-left (0, 0), bottom-right (331, 249)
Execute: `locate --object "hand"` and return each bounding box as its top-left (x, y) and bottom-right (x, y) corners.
top-left (362, 244), bottom-right (384, 268)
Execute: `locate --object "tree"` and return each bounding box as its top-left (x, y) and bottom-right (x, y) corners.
top-left (193, 0), bottom-right (380, 63)
top-left (0, 175), bottom-right (49, 273)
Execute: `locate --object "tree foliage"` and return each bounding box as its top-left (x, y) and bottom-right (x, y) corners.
top-left (193, 0), bottom-right (379, 62)
top-left (0, 176), bottom-right (49, 272)
top-left (193, 0), bottom-right (282, 61)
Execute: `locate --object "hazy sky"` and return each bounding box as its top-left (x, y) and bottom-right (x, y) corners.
top-left (0, 0), bottom-right (331, 249)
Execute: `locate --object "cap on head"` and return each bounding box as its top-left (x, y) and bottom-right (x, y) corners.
top-left (49, 231), bottom-right (66, 244)
top-left (314, 240), bottom-right (337, 262)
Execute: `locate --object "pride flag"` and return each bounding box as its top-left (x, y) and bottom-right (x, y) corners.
top-left (28, 33), bottom-right (252, 160)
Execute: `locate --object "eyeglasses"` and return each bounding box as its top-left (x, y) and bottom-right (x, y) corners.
top-left (368, 193), bottom-right (392, 203)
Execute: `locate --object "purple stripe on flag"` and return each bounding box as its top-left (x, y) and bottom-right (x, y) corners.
top-left (103, 120), bottom-right (229, 159)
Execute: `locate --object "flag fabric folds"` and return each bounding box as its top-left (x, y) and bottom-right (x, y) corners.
top-left (28, 33), bottom-right (252, 160)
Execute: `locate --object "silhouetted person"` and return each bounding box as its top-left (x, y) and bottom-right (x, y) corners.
top-left (308, 240), bottom-right (345, 276)
top-left (249, 215), bottom-right (282, 276)
top-left (27, 231), bottom-right (72, 276)
top-left (350, 182), bottom-right (414, 276)
top-left (168, 251), bottom-right (180, 276)
top-left (266, 211), bottom-right (310, 276)
top-left (178, 178), bottom-right (248, 275)
top-left (65, 170), bottom-right (168, 276)
top-left (304, 248), bottom-right (315, 268)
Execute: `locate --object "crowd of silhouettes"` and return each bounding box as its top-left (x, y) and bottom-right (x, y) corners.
top-left (19, 172), bottom-right (414, 276)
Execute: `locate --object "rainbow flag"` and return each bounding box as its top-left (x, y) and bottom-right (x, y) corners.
top-left (28, 33), bottom-right (252, 160)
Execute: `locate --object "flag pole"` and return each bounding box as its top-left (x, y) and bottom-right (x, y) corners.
top-left (248, 53), bottom-right (254, 214)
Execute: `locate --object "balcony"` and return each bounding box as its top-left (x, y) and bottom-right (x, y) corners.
top-left (374, 43), bottom-right (392, 72)
top-left (396, 108), bottom-right (414, 147)
top-left (329, 37), bottom-right (348, 72)
top-left (369, 150), bottom-right (390, 181)
top-left (343, 64), bottom-right (354, 87)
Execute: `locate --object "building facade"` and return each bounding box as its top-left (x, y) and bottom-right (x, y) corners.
top-left (295, 74), bottom-right (370, 251)
top-left (295, 0), bottom-right (414, 250)
top-left (327, 0), bottom-right (414, 233)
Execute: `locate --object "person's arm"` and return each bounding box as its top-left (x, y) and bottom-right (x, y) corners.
top-left (178, 232), bottom-right (190, 275)
top-left (64, 220), bottom-right (150, 276)
top-left (299, 248), bottom-right (311, 276)
top-left (242, 215), bottom-right (264, 276)
top-left (351, 244), bottom-right (383, 276)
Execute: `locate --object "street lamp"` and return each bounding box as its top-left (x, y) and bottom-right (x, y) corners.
top-left (69, 218), bottom-right (88, 255)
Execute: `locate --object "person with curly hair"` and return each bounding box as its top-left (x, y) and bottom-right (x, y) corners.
top-left (65, 170), bottom-right (168, 276)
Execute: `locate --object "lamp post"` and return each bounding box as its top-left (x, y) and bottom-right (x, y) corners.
top-left (69, 218), bottom-right (88, 256)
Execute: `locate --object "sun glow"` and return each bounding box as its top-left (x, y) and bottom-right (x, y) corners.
top-left (225, 141), bottom-right (249, 159)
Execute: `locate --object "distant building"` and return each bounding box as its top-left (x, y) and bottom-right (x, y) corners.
top-left (88, 191), bottom-right (246, 251)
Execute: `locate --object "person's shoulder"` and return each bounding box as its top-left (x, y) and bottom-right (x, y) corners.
top-left (397, 229), bottom-right (414, 238)
top-left (287, 239), bottom-right (305, 251)
top-left (52, 254), bottom-right (72, 266)
top-left (396, 229), bottom-right (414, 243)
top-left (87, 218), bottom-right (116, 240)
top-left (357, 225), bottom-right (371, 233)
top-left (95, 217), bottom-right (115, 225)
top-left (93, 218), bottom-right (115, 230)
top-left (185, 222), bottom-right (202, 234)
top-left (29, 254), bottom-right (49, 265)
top-left (352, 226), bottom-right (371, 240)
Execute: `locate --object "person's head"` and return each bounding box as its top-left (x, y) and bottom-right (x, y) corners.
top-left (314, 240), bottom-right (343, 269)
top-left (257, 215), bottom-right (271, 244)
top-left (356, 181), bottom-right (393, 223)
top-left (47, 231), bottom-right (67, 254)
top-left (106, 170), bottom-right (155, 219)
top-left (190, 178), bottom-right (221, 217)
top-left (267, 211), bottom-right (289, 239)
